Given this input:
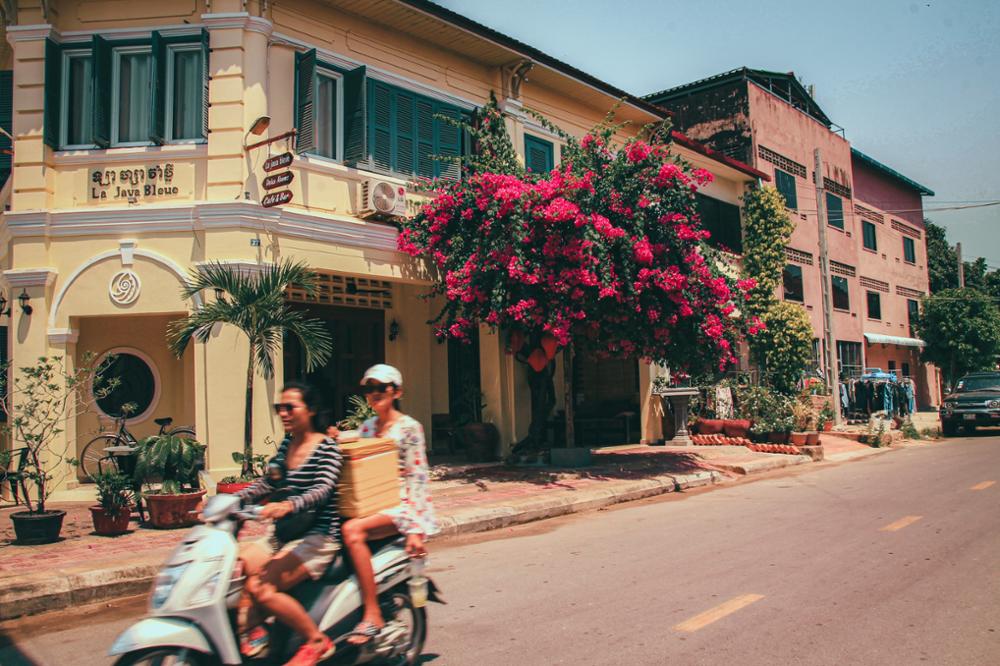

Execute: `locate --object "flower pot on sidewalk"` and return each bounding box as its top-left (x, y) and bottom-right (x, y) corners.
top-left (89, 505), bottom-right (131, 536)
top-left (145, 490), bottom-right (206, 529)
top-left (462, 423), bottom-right (500, 463)
top-left (10, 509), bottom-right (66, 545)
top-left (216, 481), bottom-right (254, 495)
top-left (789, 432), bottom-right (808, 446)
top-left (805, 431), bottom-right (820, 446)
top-left (767, 431), bottom-right (790, 444)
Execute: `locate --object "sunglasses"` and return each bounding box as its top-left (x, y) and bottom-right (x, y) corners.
top-left (273, 402), bottom-right (299, 414)
top-left (361, 383), bottom-right (396, 395)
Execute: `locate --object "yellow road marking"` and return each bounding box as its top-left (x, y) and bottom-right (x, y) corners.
top-left (673, 594), bottom-right (765, 632)
top-left (880, 515), bottom-right (922, 532)
top-left (971, 481), bottom-right (996, 491)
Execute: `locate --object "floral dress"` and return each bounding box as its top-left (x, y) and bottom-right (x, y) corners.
top-left (359, 414), bottom-right (439, 537)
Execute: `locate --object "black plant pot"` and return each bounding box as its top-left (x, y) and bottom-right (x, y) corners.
top-left (10, 510), bottom-right (67, 545)
top-left (463, 423), bottom-right (500, 463)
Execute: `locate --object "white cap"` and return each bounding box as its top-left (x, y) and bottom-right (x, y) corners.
top-left (361, 363), bottom-right (403, 387)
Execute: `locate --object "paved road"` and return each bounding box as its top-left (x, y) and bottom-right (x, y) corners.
top-left (2, 435), bottom-right (998, 665)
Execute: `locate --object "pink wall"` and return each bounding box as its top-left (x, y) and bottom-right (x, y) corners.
top-left (852, 159), bottom-right (925, 227)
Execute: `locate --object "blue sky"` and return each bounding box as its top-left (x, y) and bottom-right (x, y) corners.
top-left (437, 0), bottom-right (1000, 269)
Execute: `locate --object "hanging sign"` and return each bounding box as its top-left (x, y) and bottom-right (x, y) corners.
top-left (263, 152), bottom-right (293, 172)
top-left (262, 171), bottom-right (294, 190)
top-left (261, 190), bottom-right (293, 208)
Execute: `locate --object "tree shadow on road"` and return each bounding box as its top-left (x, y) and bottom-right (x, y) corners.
top-left (0, 630), bottom-right (41, 665)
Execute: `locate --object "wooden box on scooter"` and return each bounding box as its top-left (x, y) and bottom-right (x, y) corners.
top-left (337, 437), bottom-right (400, 518)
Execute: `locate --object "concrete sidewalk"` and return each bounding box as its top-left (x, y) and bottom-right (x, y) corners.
top-left (0, 436), bottom-right (892, 620)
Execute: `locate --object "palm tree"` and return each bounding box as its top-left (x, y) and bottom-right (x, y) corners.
top-left (167, 260), bottom-right (333, 475)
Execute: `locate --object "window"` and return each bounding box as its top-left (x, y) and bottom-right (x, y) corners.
top-left (0, 325), bottom-right (7, 420)
top-left (862, 220), bottom-right (877, 251)
top-left (94, 351), bottom-right (158, 421)
top-left (902, 362), bottom-right (910, 377)
top-left (888, 360), bottom-right (896, 372)
top-left (832, 275), bottom-right (850, 310)
top-left (907, 298), bottom-right (919, 334)
top-left (837, 340), bottom-right (863, 380)
top-left (774, 168), bottom-right (797, 209)
top-left (826, 192), bottom-right (844, 230)
top-left (0, 70), bottom-right (11, 185)
top-left (903, 237), bottom-right (916, 263)
top-left (783, 264), bottom-right (804, 302)
top-left (524, 134), bottom-right (554, 174)
top-left (696, 194), bottom-right (743, 253)
top-left (866, 291), bottom-right (882, 320)
top-left (812, 338), bottom-right (822, 371)
top-left (45, 31), bottom-right (208, 149)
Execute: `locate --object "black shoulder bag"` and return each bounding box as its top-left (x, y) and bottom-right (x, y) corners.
top-left (267, 460), bottom-right (318, 543)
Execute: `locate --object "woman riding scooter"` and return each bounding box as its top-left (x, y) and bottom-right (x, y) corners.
top-left (341, 364), bottom-right (439, 646)
top-left (236, 381), bottom-right (344, 665)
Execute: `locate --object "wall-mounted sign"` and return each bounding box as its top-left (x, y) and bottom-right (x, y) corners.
top-left (89, 164), bottom-right (188, 202)
top-left (263, 152), bottom-right (293, 172)
top-left (262, 171), bottom-right (294, 190)
top-left (262, 190), bottom-right (293, 208)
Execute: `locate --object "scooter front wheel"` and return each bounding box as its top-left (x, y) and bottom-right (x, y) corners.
top-left (113, 647), bottom-right (213, 666)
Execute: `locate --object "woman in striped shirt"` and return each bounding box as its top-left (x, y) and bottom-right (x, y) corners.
top-left (236, 381), bottom-right (343, 665)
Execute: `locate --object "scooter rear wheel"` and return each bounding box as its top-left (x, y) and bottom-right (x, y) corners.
top-left (113, 647), bottom-right (210, 666)
top-left (381, 590), bottom-right (427, 665)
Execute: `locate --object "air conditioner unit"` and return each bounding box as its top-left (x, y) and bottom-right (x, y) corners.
top-left (359, 179), bottom-right (408, 219)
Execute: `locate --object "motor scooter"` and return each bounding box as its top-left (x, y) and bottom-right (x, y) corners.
top-left (109, 493), bottom-right (443, 665)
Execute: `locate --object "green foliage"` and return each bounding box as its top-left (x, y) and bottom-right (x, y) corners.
top-left (865, 418), bottom-right (889, 448)
top-left (818, 404), bottom-right (836, 428)
top-left (751, 301), bottom-right (814, 395)
top-left (133, 433), bottom-right (206, 495)
top-left (900, 419), bottom-right (921, 440)
top-left (167, 259), bottom-right (333, 473)
top-left (0, 353), bottom-right (117, 513)
top-left (734, 384), bottom-right (794, 434)
top-left (338, 395), bottom-right (377, 431)
top-left (741, 186), bottom-right (796, 317)
top-left (915, 288), bottom-right (1000, 387)
top-left (925, 219), bottom-right (958, 294)
top-left (91, 470), bottom-right (134, 517)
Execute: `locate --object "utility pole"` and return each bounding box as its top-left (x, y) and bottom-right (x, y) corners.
top-left (814, 149), bottom-right (840, 425)
top-left (956, 242), bottom-right (964, 287)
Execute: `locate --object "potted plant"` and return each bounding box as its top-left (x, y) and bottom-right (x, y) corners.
top-left (133, 433), bottom-right (207, 529)
top-left (338, 394), bottom-right (376, 433)
top-left (89, 470), bottom-right (134, 536)
top-left (1, 354), bottom-right (118, 544)
top-left (818, 404), bottom-right (836, 432)
top-left (216, 450), bottom-right (268, 495)
top-left (790, 399), bottom-right (818, 446)
top-left (452, 386), bottom-right (498, 463)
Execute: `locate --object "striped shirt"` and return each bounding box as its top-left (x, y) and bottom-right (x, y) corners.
top-left (238, 436), bottom-right (344, 540)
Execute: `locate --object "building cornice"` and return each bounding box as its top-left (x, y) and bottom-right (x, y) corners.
top-left (3, 268), bottom-right (58, 288)
top-left (201, 12), bottom-right (274, 37)
top-left (47, 328), bottom-right (79, 345)
top-left (5, 23), bottom-right (52, 44)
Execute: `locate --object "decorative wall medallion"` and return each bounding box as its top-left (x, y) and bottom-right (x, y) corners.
top-left (109, 270), bottom-right (141, 305)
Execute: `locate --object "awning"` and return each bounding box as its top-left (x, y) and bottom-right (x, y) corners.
top-left (863, 333), bottom-right (925, 348)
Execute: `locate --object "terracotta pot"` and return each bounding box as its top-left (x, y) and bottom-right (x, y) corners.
top-left (10, 510), bottom-right (66, 545)
top-left (805, 431), bottom-right (821, 446)
top-left (216, 481), bottom-right (254, 495)
top-left (789, 432), bottom-right (808, 446)
top-left (526, 348), bottom-right (548, 372)
top-left (90, 505), bottom-right (131, 536)
top-left (723, 419), bottom-right (751, 438)
top-left (540, 333), bottom-right (558, 360)
top-left (696, 419), bottom-right (725, 435)
top-left (463, 422), bottom-right (500, 463)
top-left (767, 431), bottom-right (789, 444)
top-left (145, 490), bottom-right (206, 529)
top-left (822, 422), bottom-right (833, 432)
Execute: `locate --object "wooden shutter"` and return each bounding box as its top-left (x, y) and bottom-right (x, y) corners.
top-left (149, 31), bottom-right (167, 145)
top-left (394, 89), bottom-right (415, 175)
top-left (342, 65), bottom-right (366, 165)
top-left (0, 325), bottom-right (6, 419)
top-left (368, 80), bottom-right (392, 171)
top-left (294, 49), bottom-right (317, 153)
top-left (201, 29), bottom-right (210, 140)
top-left (91, 35), bottom-right (113, 148)
top-left (0, 71), bottom-right (12, 183)
top-left (826, 192), bottom-right (844, 229)
top-left (43, 38), bottom-right (61, 149)
top-left (524, 135), bottom-right (553, 174)
top-left (435, 103), bottom-right (462, 179)
top-left (415, 98), bottom-right (434, 178)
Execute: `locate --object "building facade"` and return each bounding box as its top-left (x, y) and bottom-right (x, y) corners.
top-left (647, 68), bottom-right (940, 409)
top-left (1, 0), bottom-right (763, 496)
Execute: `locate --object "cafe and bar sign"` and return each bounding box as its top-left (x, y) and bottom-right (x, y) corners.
top-left (89, 164), bottom-right (191, 202)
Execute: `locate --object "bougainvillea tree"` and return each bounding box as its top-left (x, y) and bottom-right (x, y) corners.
top-left (399, 96), bottom-right (757, 451)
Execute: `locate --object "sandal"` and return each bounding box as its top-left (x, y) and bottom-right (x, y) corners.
top-left (346, 621), bottom-right (381, 646)
top-left (240, 624), bottom-right (270, 658)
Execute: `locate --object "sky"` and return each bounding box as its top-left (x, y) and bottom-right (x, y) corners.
top-left (436, 0), bottom-right (1000, 269)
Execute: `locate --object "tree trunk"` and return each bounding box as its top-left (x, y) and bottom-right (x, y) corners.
top-left (244, 350), bottom-right (254, 477)
top-left (563, 343), bottom-right (575, 448)
top-left (511, 362), bottom-right (556, 456)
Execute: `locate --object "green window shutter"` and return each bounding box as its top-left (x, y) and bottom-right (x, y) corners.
top-left (294, 49), bottom-right (317, 153)
top-left (0, 70), bottom-right (12, 183)
top-left (149, 31), bottom-right (167, 145)
top-left (415, 98), bottom-right (434, 178)
top-left (524, 134), bottom-right (553, 174)
top-left (435, 103), bottom-right (462, 179)
top-left (43, 38), bottom-right (62, 149)
top-left (825, 192), bottom-right (844, 230)
top-left (368, 79), bottom-right (392, 171)
top-left (394, 89), bottom-right (415, 175)
top-left (91, 35), bottom-right (113, 148)
top-left (342, 65), bottom-right (366, 165)
top-left (201, 29), bottom-right (210, 140)
top-left (775, 169), bottom-right (797, 209)
top-left (862, 221), bottom-right (877, 251)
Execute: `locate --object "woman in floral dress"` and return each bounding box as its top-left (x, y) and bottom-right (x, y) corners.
top-left (341, 364), bottom-right (438, 645)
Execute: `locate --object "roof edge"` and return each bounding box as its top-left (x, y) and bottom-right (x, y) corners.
top-left (671, 131), bottom-right (770, 182)
top-left (851, 148), bottom-right (934, 196)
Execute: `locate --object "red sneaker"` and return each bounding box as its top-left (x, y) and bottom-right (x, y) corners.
top-left (284, 635), bottom-right (335, 666)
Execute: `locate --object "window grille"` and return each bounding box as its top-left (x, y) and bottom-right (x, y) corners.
top-left (855, 204), bottom-right (884, 224)
top-left (284, 273), bottom-right (393, 310)
top-left (896, 285), bottom-right (924, 298)
top-left (891, 220), bottom-right (921, 239)
top-left (823, 177), bottom-right (852, 200)
top-left (859, 276), bottom-right (889, 293)
top-left (830, 260), bottom-right (856, 277)
top-left (785, 247), bottom-right (814, 265)
top-left (757, 145), bottom-right (806, 178)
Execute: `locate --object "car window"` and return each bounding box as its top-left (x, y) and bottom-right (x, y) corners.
top-left (956, 376), bottom-right (1000, 392)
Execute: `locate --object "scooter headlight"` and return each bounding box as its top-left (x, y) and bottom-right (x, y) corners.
top-left (151, 562), bottom-right (190, 609)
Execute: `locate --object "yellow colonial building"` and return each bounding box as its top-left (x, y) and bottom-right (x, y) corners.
top-left (0, 0), bottom-right (764, 496)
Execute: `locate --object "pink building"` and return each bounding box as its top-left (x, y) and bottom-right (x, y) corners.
top-left (647, 68), bottom-right (939, 409)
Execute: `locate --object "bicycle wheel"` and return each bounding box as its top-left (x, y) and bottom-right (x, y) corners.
top-left (79, 434), bottom-right (123, 479)
top-left (168, 426), bottom-right (197, 439)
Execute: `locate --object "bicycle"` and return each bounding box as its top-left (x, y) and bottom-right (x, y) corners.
top-left (79, 415), bottom-right (197, 479)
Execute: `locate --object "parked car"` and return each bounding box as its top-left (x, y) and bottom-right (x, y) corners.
top-left (940, 372), bottom-right (1000, 435)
